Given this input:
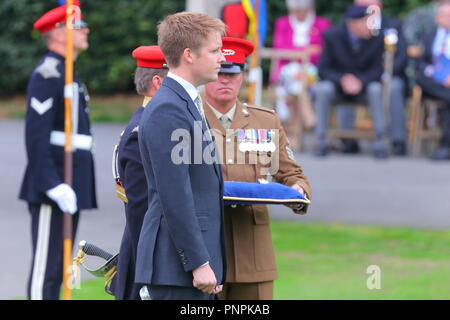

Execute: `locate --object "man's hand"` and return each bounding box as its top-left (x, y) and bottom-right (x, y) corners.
top-left (192, 263), bottom-right (217, 294)
top-left (285, 184), bottom-right (306, 214)
top-left (46, 183), bottom-right (77, 214)
top-left (291, 183), bottom-right (305, 196)
top-left (340, 74), bottom-right (363, 95)
top-left (212, 285), bottom-right (223, 294)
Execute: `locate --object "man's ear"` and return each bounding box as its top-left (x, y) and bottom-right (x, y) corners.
top-left (52, 28), bottom-right (66, 44)
top-left (151, 75), bottom-right (163, 90)
top-left (182, 48), bottom-right (194, 64)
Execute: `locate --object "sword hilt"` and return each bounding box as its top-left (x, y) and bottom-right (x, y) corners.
top-left (79, 240), bottom-right (113, 261)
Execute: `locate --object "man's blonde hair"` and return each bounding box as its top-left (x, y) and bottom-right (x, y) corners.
top-left (157, 12), bottom-right (226, 68)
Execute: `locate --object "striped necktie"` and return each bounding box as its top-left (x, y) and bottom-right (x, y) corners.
top-left (195, 95), bottom-right (206, 121)
top-left (195, 95), bottom-right (212, 140)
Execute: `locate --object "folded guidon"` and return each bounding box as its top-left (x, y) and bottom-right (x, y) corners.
top-left (223, 181), bottom-right (310, 206)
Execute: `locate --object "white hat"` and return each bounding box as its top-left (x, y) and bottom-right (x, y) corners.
top-left (286, 0), bottom-right (314, 10)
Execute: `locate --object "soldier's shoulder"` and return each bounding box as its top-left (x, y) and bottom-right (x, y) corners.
top-left (128, 107), bottom-right (145, 135)
top-left (244, 103), bottom-right (278, 121)
top-left (245, 103), bottom-right (276, 115)
top-left (33, 54), bottom-right (63, 80)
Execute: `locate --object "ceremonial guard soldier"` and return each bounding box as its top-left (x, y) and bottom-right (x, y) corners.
top-left (203, 37), bottom-right (312, 300)
top-left (18, 1), bottom-right (96, 300)
top-left (112, 46), bottom-right (168, 300)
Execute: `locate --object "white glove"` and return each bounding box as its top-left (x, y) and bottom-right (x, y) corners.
top-left (46, 183), bottom-right (78, 214)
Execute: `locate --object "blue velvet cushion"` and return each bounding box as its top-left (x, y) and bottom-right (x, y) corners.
top-left (224, 181), bottom-right (310, 205)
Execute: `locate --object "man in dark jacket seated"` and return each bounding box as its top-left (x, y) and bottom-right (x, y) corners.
top-left (338, 0), bottom-right (409, 156)
top-left (314, 4), bottom-right (408, 158)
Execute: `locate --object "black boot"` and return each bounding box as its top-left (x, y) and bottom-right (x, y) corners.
top-left (341, 139), bottom-right (360, 154)
top-left (392, 141), bottom-right (407, 156)
top-left (431, 107), bottom-right (450, 160)
top-left (430, 146), bottom-right (450, 160)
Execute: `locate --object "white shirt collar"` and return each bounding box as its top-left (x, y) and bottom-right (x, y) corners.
top-left (289, 13), bottom-right (315, 47)
top-left (167, 72), bottom-right (199, 103)
top-left (208, 103), bottom-right (237, 121)
top-left (433, 28), bottom-right (450, 58)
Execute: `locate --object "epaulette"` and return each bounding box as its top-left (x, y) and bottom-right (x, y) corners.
top-left (35, 56), bottom-right (61, 79)
top-left (244, 103), bottom-right (276, 115)
top-left (131, 126), bottom-right (139, 134)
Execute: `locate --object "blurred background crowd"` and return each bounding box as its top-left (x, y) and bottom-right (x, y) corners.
top-left (1, 0), bottom-right (450, 301)
top-left (2, 0), bottom-right (449, 161)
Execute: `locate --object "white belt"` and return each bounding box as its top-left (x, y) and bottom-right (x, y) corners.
top-left (50, 131), bottom-right (93, 151)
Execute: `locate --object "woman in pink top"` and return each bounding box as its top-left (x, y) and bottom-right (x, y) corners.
top-left (271, 0), bottom-right (331, 150)
top-left (271, 0), bottom-right (332, 84)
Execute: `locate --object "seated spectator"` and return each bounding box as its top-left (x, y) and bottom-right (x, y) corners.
top-left (403, 0), bottom-right (442, 88)
top-left (416, 1), bottom-right (450, 160)
top-left (404, 0), bottom-right (441, 48)
top-left (314, 4), bottom-right (408, 159)
top-left (337, 0), bottom-right (409, 156)
top-left (271, 0), bottom-right (331, 150)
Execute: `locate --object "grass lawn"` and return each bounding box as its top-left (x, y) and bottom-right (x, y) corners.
top-left (68, 221), bottom-right (450, 300)
top-left (0, 95), bottom-right (141, 123)
top-left (0, 88), bottom-right (270, 123)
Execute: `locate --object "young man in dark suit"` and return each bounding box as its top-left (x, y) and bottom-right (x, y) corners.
top-left (135, 12), bottom-right (227, 300)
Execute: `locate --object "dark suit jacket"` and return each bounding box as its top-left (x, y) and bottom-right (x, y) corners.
top-left (417, 28), bottom-right (438, 76)
top-left (135, 77), bottom-right (226, 287)
top-left (319, 16), bottom-right (407, 89)
top-left (416, 28), bottom-right (450, 103)
top-left (113, 106), bottom-right (147, 300)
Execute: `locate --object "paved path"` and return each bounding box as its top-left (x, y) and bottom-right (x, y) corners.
top-left (1, 119), bottom-right (449, 299)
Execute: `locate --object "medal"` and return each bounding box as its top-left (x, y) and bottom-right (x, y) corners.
top-left (247, 129), bottom-right (253, 152)
top-left (261, 129), bottom-right (269, 152)
top-left (238, 130), bottom-right (248, 152)
top-left (250, 129), bottom-right (258, 152)
top-left (268, 130), bottom-right (276, 152)
top-left (256, 129), bottom-right (263, 152)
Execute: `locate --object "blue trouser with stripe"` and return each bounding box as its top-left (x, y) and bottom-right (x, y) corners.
top-left (27, 203), bottom-right (80, 300)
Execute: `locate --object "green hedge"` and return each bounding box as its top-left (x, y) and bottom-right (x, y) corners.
top-left (0, 0), bottom-right (185, 96)
top-left (0, 0), bottom-right (430, 97)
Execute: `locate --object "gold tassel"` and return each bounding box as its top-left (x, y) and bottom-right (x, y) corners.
top-left (104, 266), bottom-right (117, 291)
top-left (72, 249), bottom-right (86, 281)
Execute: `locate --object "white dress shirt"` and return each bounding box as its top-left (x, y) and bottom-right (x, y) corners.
top-left (167, 72), bottom-right (199, 104)
top-left (208, 103), bottom-right (236, 126)
top-left (432, 27), bottom-right (450, 59)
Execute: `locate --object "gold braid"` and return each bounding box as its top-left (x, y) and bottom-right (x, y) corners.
top-left (104, 266), bottom-right (118, 291)
top-left (72, 249), bottom-right (86, 281)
